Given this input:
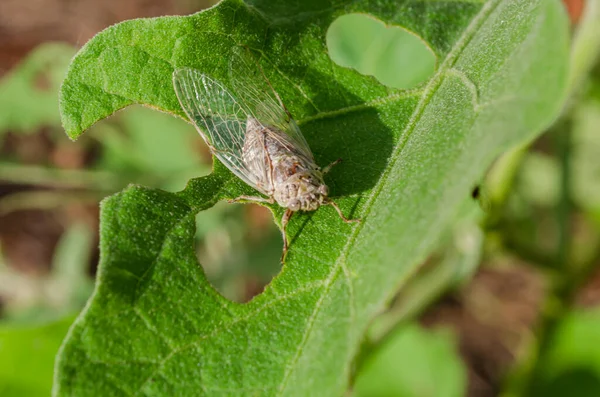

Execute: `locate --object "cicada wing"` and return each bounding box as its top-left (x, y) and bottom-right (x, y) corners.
top-left (228, 46), bottom-right (315, 161)
top-left (172, 68), bottom-right (269, 194)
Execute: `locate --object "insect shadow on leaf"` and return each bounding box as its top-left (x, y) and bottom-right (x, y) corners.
top-left (173, 46), bottom-right (393, 262)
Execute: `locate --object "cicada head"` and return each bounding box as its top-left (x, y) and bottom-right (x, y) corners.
top-left (278, 171), bottom-right (329, 212)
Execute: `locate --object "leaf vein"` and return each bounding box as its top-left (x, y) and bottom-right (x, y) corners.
top-left (276, 0), bottom-right (501, 393)
top-left (297, 89), bottom-right (424, 125)
top-left (134, 307), bottom-right (176, 349)
top-left (446, 68), bottom-right (480, 108)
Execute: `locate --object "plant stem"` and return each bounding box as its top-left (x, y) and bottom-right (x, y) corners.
top-left (555, 122), bottom-right (572, 271)
top-left (351, 222), bottom-right (483, 385)
top-left (525, 121), bottom-right (573, 393)
top-left (503, 2), bottom-right (600, 392)
top-left (0, 190), bottom-right (105, 216)
top-left (568, 0), bottom-right (600, 94)
top-left (503, 120), bottom-right (579, 397)
top-left (0, 162), bottom-right (127, 191)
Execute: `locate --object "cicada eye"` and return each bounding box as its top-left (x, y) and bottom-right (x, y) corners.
top-left (289, 200), bottom-right (301, 211)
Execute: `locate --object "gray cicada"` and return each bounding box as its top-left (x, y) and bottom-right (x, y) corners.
top-left (173, 47), bottom-right (359, 261)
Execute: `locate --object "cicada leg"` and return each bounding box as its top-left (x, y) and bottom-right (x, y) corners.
top-left (280, 209), bottom-right (294, 263)
top-left (321, 158), bottom-right (342, 175)
top-left (227, 195), bottom-right (275, 204)
top-left (328, 200), bottom-right (360, 224)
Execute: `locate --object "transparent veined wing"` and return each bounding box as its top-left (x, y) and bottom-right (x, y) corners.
top-left (172, 68), bottom-right (270, 194)
top-left (228, 46), bottom-right (315, 161)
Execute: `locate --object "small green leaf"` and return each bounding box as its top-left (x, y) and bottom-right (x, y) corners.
top-left (49, 223), bottom-right (96, 313)
top-left (368, 217), bottom-right (483, 342)
top-left (572, 97), bottom-right (600, 216)
top-left (55, 0), bottom-right (569, 395)
top-left (0, 43), bottom-right (75, 134)
top-left (519, 152), bottom-right (561, 208)
top-left (353, 323), bottom-right (466, 397)
top-left (0, 316), bottom-right (74, 396)
top-left (529, 309), bottom-right (600, 397)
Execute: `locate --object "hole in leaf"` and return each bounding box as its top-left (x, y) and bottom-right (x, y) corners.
top-left (326, 13), bottom-right (436, 89)
top-left (194, 202), bottom-right (282, 303)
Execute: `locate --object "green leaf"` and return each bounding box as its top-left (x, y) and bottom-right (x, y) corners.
top-left (0, 316), bottom-right (74, 396)
top-left (519, 152), bottom-right (561, 208)
top-left (49, 223), bottom-right (96, 314)
top-left (572, 96), bottom-right (600, 217)
top-left (55, 0), bottom-right (569, 395)
top-left (529, 309), bottom-right (600, 397)
top-left (0, 43), bottom-right (75, 134)
top-left (368, 217), bottom-right (483, 343)
top-left (353, 323), bottom-right (466, 397)
top-left (96, 105), bottom-right (209, 191)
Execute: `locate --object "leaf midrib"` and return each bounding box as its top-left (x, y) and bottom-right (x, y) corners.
top-left (275, 0), bottom-right (499, 393)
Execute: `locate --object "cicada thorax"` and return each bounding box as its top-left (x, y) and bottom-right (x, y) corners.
top-left (242, 117), bottom-right (329, 212)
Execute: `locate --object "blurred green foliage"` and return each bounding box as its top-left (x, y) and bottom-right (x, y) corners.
top-left (572, 92), bottom-right (600, 220)
top-left (0, 316), bottom-right (74, 397)
top-left (529, 309), bottom-right (600, 397)
top-left (0, 223), bottom-right (94, 323)
top-left (92, 105), bottom-right (210, 192)
top-left (326, 13), bottom-right (436, 89)
top-left (354, 323), bottom-right (466, 397)
top-left (0, 43), bottom-right (75, 135)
